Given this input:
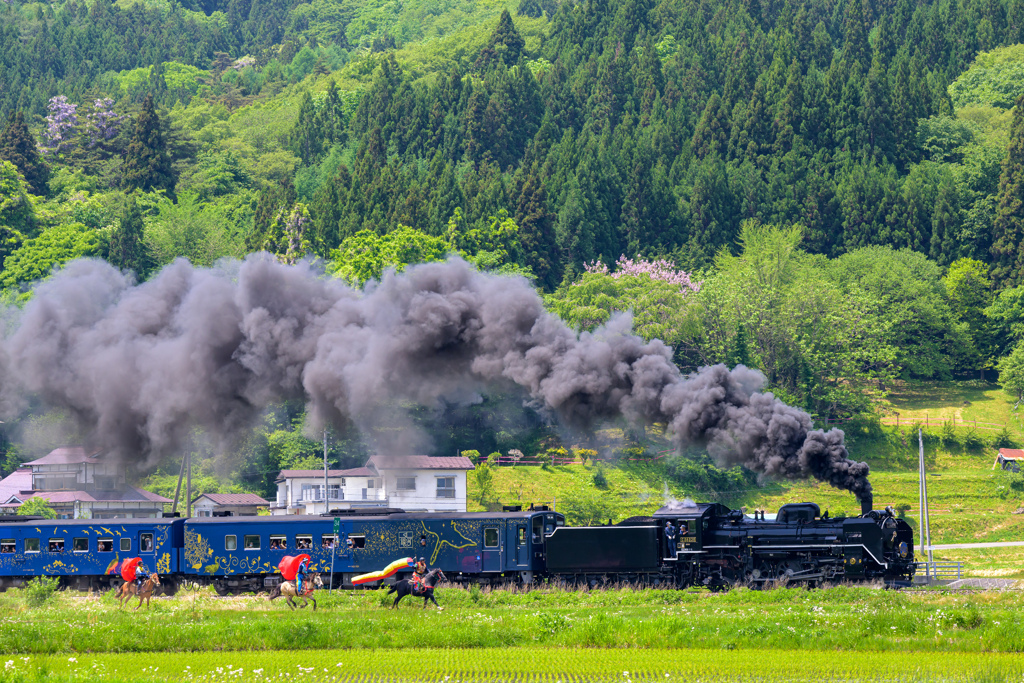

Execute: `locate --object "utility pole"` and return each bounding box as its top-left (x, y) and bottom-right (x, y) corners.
top-left (918, 429), bottom-right (933, 564)
top-left (186, 451), bottom-right (192, 518)
top-left (323, 429), bottom-right (329, 515)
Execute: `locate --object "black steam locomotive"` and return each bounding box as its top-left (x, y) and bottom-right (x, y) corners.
top-left (545, 496), bottom-right (916, 588)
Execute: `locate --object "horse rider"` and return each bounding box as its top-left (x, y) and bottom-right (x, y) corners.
top-left (134, 562), bottom-right (151, 590)
top-left (411, 557), bottom-right (428, 593)
top-left (295, 557), bottom-right (310, 595)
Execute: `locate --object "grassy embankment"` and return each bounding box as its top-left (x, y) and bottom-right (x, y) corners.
top-left (466, 380), bottom-right (1024, 576)
top-left (0, 585), bottom-right (1021, 681)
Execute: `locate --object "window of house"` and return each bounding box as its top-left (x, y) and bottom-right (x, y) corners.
top-left (347, 535), bottom-right (365, 549)
top-left (140, 533), bottom-right (153, 552)
top-left (295, 534), bottom-right (312, 550)
top-left (269, 534), bottom-right (287, 550)
top-left (73, 537), bottom-right (88, 552)
top-left (98, 539), bottom-right (113, 552)
top-left (120, 538), bottom-right (131, 552)
top-left (225, 535), bottom-right (237, 551)
top-left (396, 477), bottom-right (416, 491)
top-left (436, 477), bottom-right (456, 499)
top-left (48, 538), bottom-right (64, 553)
top-left (244, 535), bottom-right (260, 550)
top-left (94, 475), bottom-right (116, 489)
top-left (25, 538), bottom-right (39, 553)
top-left (328, 484), bottom-right (341, 501)
top-left (321, 534), bottom-right (337, 549)
top-left (0, 540), bottom-right (14, 553)
top-left (484, 528), bottom-right (498, 548)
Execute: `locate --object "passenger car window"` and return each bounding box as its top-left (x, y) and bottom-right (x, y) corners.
top-left (517, 527), bottom-right (526, 544)
top-left (295, 534), bottom-right (312, 549)
top-left (484, 528), bottom-right (498, 548)
top-left (244, 535), bottom-right (260, 550)
top-left (0, 540), bottom-right (14, 553)
top-left (49, 539), bottom-right (64, 553)
top-left (269, 535), bottom-right (287, 550)
top-left (73, 537), bottom-right (88, 552)
top-left (120, 538), bottom-right (131, 552)
top-left (98, 539), bottom-right (113, 552)
top-left (140, 533), bottom-right (154, 552)
top-left (25, 538), bottom-right (39, 553)
top-left (225, 535), bottom-right (237, 551)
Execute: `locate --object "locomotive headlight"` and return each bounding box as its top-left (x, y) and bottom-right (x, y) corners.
top-left (898, 542), bottom-right (909, 559)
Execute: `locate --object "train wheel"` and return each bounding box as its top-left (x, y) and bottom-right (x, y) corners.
top-left (161, 579), bottom-right (179, 597)
top-left (213, 580), bottom-right (230, 596)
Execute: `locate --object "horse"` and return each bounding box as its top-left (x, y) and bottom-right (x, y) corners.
top-left (268, 572), bottom-right (324, 610)
top-left (387, 568), bottom-right (446, 610)
top-left (116, 574), bottom-right (162, 610)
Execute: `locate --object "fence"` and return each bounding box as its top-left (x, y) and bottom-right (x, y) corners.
top-left (879, 414), bottom-right (1007, 432)
top-left (492, 450), bottom-right (676, 467)
top-left (913, 561), bottom-right (964, 583)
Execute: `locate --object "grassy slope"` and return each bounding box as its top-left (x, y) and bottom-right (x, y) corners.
top-left (468, 381), bottom-right (1024, 577)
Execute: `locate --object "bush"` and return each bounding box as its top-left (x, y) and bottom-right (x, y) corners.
top-left (961, 427), bottom-right (985, 451)
top-left (22, 576), bottom-right (59, 607)
top-left (592, 464), bottom-right (609, 489)
top-left (994, 427), bottom-right (1017, 449)
top-left (574, 448), bottom-right (597, 465)
top-left (461, 450), bottom-right (481, 465)
top-left (486, 452), bottom-right (500, 465)
top-left (940, 419), bottom-right (958, 447)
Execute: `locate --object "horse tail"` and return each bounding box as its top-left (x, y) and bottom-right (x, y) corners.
top-left (268, 586), bottom-right (281, 601)
top-left (386, 585), bottom-right (397, 595)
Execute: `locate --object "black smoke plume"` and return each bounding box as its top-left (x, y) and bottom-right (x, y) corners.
top-left (0, 255), bottom-right (871, 500)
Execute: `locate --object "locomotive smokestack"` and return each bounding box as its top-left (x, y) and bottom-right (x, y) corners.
top-left (860, 493), bottom-right (874, 516)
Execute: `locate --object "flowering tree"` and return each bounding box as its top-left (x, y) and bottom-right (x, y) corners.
top-left (85, 98), bottom-right (124, 147)
top-left (549, 256), bottom-right (701, 348)
top-left (42, 96), bottom-right (78, 156)
top-left (583, 256), bottom-right (701, 292)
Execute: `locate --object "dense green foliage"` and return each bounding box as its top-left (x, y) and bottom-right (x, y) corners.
top-left (8, 0), bottom-right (1024, 494)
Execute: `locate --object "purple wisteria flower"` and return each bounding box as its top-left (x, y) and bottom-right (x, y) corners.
top-left (86, 98), bottom-right (124, 147)
top-left (583, 256), bottom-right (701, 292)
top-left (42, 95), bottom-right (78, 156)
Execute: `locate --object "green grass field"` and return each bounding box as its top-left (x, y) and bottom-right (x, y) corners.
top-left (4, 647), bottom-right (1023, 682)
top-left (0, 585), bottom-right (1022, 681)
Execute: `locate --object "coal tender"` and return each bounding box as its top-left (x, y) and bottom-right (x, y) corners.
top-left (543, 496), bottom-right (915, 588)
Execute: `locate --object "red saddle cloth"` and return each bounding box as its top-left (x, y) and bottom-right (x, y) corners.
top-left (278, 554), bottom-right (312, 581)
top-left (120, 557), bottom-right (143, 582)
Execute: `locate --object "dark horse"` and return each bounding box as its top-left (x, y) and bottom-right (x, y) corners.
top-left (387, 568), bottom-right (446, 609)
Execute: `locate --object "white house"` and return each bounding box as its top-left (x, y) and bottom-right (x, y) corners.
top-left (270, 455), bottom-right (474, 515)
top-left (271, 467), bottom-right (385, 516)
top-left (0, 447), bottom-right (170, 519)
top-left (191, 493), bottom-right (269, 517)
top-left (367, 455), bottom-right (473, 512)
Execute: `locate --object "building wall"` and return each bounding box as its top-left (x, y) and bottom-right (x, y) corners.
top-left (271, 476), bottom-right (385, 516)
top-left (379, 469), bottom-right (467, 512)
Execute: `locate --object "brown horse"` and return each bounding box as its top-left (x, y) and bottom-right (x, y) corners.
top-left (116, 574), bottom-right (162, 610)
top-left (268, 572), bottom-right (323, 610)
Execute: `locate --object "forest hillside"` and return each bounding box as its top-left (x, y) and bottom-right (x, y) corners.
top-left (5, 0), bottom-right (1024, 505)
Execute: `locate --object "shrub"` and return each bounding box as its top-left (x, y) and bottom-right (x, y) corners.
top-left (994, 427), bottom-right (1017, 449)
top-left (22, 576), bottom-right (59, 607)
top-left (592, 464), bottom-right (609, 489)
top-left (486, 452), bottom-right (500, 465)
top-left (940, 419), bottom-right (958, 447)
top-left (575, 448), bottom-right (597, 465)
top-left (961, 427), bottom-right (985, 451)
top-left (461, 450), bottom-right (481, 465)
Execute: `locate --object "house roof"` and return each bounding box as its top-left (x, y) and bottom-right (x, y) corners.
top-left (0, 485), bottom-right (171, 507)
top-left (0, 467), bottom-right (32, 503)
top-left (997, 449), bottom-right (1024, 460)
top-left (192, 493), bottom-right (269, 506)
top-left (25, 446), bottom-right (102, 466)
top-left (275, 468), bottom-right (376, 482)
top-left (366, 455), bottom-right (474, 471)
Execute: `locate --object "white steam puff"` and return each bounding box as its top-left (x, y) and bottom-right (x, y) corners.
top-left (0, 255), bottom-right (870, 500)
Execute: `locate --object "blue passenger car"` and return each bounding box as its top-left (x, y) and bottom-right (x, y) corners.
top-left (0, 517), bottom-right (184, 592)
top-left (183, 510), bottom-right (564, 593)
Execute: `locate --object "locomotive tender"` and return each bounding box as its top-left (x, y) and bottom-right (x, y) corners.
top-left (0, 497), bottom-right (914, 593)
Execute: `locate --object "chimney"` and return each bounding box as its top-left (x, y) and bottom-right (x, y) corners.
top-left (860, 493), bottom-right (873, 516)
